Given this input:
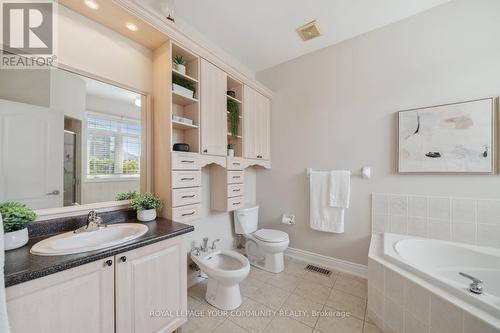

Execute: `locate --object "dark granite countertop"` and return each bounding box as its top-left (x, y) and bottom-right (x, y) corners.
top-left (4, 215), bottom-right (194, 287)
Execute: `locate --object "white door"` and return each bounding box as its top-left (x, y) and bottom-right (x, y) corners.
top-left (115, 236), bottom-right (187, 333)
top-left (0, 99), bottom-right (63, 209)
top-left (6, 257), bottom-right (115, 333)
top-left (243, 86), bottom-right (258, 159)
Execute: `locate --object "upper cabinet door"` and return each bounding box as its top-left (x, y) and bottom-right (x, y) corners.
top-left (200, 59), bottom-right (227, 156)
top-left (243, 86), bottom-right (258, 159)
top-left (243, 86), bottom-right (271, 160)
top-left (258, 95), bottom-right (271, 160)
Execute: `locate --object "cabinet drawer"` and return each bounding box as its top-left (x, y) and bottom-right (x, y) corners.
top-left (172, 152), bottom-right (199, 170)
top-left (227, 196), bottom-right (244, 211)
top-left (227, 184), bottom-right (244, 198)
top-left (227, 157), bottom-right (244, 170)
top-left (172, 187), bottom-right (201, 207)
top-left (172, 204), bottom-right (201, 223)
top-left (172, 171), bottom-right (201, 188)
top-left (227, 171), bottom-right (244, 184)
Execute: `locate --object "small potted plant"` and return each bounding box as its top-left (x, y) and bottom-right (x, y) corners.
top-left (227, 99), bottom-right (240, 138)
top-left (130, 192), bottom-right (163, 222)
top-left (173, 76), bottom-right (196, 99)
top-left (1, 202), bottom-right (37, 250)
top-left (173, 55), bottom-right (187, 74)
top-left (227, 144), bottom-right (235, 157)
top-left (116, 190), bottom-right (139, 201)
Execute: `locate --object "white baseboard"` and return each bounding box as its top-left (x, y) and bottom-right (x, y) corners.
top-left (285, 247), bottom-right (368, 279)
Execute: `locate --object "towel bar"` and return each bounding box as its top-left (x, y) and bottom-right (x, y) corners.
top-left (306, 167), bottom-right (371, 179)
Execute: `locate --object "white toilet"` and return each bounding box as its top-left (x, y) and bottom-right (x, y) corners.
top-left (234, 205), bottom-right (289, 273)
top-left (191, 249), bottom-right (249, 310)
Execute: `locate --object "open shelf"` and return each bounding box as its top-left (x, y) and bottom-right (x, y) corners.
top-left (172, 120), bottom-right (198, 130)
top-left (227, 95), bottom-right (242, 104)
top-left (172, 91), bottom-right (198, 106)
top-left (171, 41), bottom-right (200, 153)
top-left (227, 133), bottom-right (242, 139)
top-left (172, 68), bottom-right (198, 84)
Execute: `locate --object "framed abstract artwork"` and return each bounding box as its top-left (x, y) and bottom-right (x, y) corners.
top-left (398, 98), bottom-right (494, 173)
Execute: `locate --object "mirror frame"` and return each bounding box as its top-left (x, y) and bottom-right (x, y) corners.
top-left (30, 63), bottom-right (153, 220)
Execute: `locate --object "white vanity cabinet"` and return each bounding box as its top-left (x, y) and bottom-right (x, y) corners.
top-left (6, 257), bottom-right (115, 333)
top-left (115, 236), bottom-right (187, 333)
top-left (6, 236), bottom-right (187, 333)
top-left (243, 85), bottom-right (271, 161)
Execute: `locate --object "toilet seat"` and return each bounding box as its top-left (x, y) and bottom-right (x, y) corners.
top-left (253, 229), bottom-right (289, 243)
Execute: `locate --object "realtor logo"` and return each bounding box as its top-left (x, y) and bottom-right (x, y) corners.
top-left (1, 0), bottom-right (56, 68)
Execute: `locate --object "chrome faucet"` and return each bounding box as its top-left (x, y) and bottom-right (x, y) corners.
top-left (74, 210), bottom-right (106, 233)
top-left (210, 239), bottom-right (220, 250)
top-left (459, 272), bottom-right (483, 295)
top-left (202, 237), bottom-right (209, 252)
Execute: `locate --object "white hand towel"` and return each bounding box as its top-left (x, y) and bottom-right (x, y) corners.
top-left (309, 171), bottom-right (345, 233)
top-left (329, 170), bottom-right (351, 208)
top-left (0, 213), bottom-right (11, 333)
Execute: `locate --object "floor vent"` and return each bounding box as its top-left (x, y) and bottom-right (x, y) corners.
top-left (305, 264), bottom-right (332, 276)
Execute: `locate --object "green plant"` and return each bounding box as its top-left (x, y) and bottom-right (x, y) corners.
top-left (0, 202), bottom-right (37, 233)
top-left (172, 75), bottom-right (196, 95)
top-left (173, 55), bottom-right (187, 66)
top-left (227, 99), bottom-right (240, 137)
top-left (116, 190), bottom-right (139, 201)
top-left (130, 192), bottom-right (163, 211)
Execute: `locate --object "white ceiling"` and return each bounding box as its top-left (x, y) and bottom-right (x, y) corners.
top-left (141, 0), bottom-right (451, 72)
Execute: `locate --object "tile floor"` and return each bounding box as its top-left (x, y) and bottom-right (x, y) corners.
top-left (183, 257), bottom-right (381, 333)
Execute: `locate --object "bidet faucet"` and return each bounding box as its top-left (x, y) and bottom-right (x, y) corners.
top-left (459, 272), bottom-right (483, 295)
top-left (210, 239), bottom-right (220, 250)
top-left (202, 237), bottom-right (209, 252)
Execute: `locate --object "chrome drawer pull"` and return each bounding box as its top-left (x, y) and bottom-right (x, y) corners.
top-left (233, 162), bottom-right (241, 165)
top-left (233, 202), bottom-right (241, 205)
top-left (181, 160), bottom-right (194, 163)
top-left (233, 176), bottom-right (241, 179)
top-left (181, 177), bottom-right (195, 181)
top-left (182, 211), bottom-right (195, 216)
top-left (233, 189), bottom-right (241, 192)
top-left (181, 195), bottom-right (195, 198)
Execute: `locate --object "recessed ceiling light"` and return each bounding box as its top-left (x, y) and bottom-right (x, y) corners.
top-left (297, 20), bottom-right (321, 41)
top-left (84, 0), bottom-right (99, 10)
top-left (126, 22), bottom-right (138, 32)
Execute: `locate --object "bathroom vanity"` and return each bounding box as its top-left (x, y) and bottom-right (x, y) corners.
top-left (4, 213), bottom-right (193, 333)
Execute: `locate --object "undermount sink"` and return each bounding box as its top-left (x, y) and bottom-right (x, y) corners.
top-left (30, 223), bottom-right (149, 256)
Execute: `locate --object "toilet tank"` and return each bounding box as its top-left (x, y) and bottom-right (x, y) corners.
top-left (234, 206), bottom-right (259, 235)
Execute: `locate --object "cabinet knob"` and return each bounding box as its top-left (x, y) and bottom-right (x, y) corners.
top-left (105, 260), bottom-right (113, 267)
top-left (120, 256), bottom-right (127, 262)
top-left (203, 149), bottom-right (208, 153)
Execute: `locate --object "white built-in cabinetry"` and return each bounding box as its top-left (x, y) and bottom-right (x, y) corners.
top-left (153, 39), bottom-right (272, 219)
top-left (6, 237), bottom-right (187, 333)
top-left (243, 85), bottom-right (271, 161)
top-left (200, 59), bottom-right (227, 156)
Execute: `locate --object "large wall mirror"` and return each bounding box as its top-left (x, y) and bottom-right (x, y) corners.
top-left (0, 67), bottom-right (147, 215)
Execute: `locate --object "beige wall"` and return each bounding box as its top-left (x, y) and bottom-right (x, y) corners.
top-left (57, 5), bottom-right (153, 93)
top-left (256, 0), bottom-right (500, 265)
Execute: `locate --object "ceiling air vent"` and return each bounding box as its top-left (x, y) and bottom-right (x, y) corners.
top-left (296, 20), bottom-right (321, 41)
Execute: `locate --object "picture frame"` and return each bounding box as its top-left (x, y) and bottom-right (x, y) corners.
top-left (397, 98), bottom-right (494, 174)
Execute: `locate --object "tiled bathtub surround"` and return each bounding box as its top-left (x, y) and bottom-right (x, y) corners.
top-left (367, 258), bottom-right (500, 333)
top-left (372, 193), bottom-right (500, 247)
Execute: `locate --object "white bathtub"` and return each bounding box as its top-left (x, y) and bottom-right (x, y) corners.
top-left (383, 233), bottom-right (500, 321)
